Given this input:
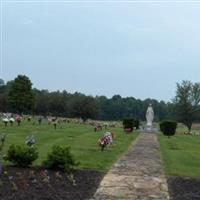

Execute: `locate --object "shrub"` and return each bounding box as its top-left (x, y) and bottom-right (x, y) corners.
top-left (43, 145), bottom-right (79, 172)
top-left (4, 144), bottom-right (38, 167)
top-left (123, 118), bottom-right (140, 131)
top-left (134, 119), bottom-right (140, 130)
top-left (123, 118), bottom-right (134, 131)
top-left (159, 120), bottom-right (177, 137)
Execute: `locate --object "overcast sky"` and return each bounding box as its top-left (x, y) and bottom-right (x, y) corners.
top-left (1, 1), bottom-right (200, 101)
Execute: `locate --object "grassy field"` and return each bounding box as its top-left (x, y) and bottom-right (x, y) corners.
top-left (159, 125), bottom-right (200, 178)
top-left (0, 120), bottom-right (138, 171)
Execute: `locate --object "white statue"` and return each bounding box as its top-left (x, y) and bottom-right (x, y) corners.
top-left (146, 104), bottom-right (154, 127)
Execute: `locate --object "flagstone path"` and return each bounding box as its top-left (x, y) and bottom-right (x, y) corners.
top-left (91, 133), bottom-right (170, 200)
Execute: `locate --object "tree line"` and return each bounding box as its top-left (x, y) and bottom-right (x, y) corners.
top-left (0, 75), bottom-right (174, 121)
top-left (1, 75), bottom-right (200, 132)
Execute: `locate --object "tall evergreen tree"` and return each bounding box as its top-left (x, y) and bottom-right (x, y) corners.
top-left (8, 75), bottom-right (35, 114)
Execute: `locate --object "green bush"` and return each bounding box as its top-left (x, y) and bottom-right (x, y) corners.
top-left (123, 118), bottom-right (139, 131)
top-left (43, 145), bottom-right (79, 172)
top-left (123, 118), bottom-right (134, 131)
top-left (4, 144), bottom-right (38, 167)
top-left (159, 120), bottom-right (177, 137)
top-left (134, 119), bottom-right (140, 129)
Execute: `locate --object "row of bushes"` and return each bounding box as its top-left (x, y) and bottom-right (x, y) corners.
top-left (122, 117), bottom-right (177, 136)
top-left (4, 145), bottom-right (78, 172)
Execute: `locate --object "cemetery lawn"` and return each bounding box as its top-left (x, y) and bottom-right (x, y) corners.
top-left (0, 121), bottom-right (138, 171)
top-left (158, 134), bottom-right (200, 178)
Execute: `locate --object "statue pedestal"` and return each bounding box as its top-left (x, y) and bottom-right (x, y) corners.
top-left (144, 125), bottom-right (157, 133)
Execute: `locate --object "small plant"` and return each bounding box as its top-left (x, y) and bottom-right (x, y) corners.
top-left (4, 144), bottom-right (38, 167)
top-left (159, 120), bottom-right (177, 138)
top-left (43, 145), bottom-right (79, 172)
top-left (40, 170), bottom-right (50, 183)
top-left (10, 181), bottom-right (18, 192)
top-left (55, 171), bottom-right (62, 179)
top-left (67, 173), bottom-right (76, 186)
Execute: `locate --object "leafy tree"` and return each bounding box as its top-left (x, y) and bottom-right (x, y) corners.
top-left (0, 79), bottom-right (5, 86)
top-left (8, 75), bottom-right (35, 114)
top-left (1, 75), bottom-right (172, 121)
top-left (71, 95), bottom-right (99, 121)
top-left (0, 85), bottom-right (8, 112)
top-left (173, 80), bottom-right (200, 132)
top-left (34, 89), bottom-right (50, 116)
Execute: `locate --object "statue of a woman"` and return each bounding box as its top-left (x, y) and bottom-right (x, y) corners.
top-left (146, 104), bottom-right (154, 127)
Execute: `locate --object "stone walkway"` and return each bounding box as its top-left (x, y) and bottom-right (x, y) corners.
top-left (91, 133), bottom-right (170, 200)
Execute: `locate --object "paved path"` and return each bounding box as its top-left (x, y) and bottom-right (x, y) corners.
top-left (91, 133), bottom-right (170, 200)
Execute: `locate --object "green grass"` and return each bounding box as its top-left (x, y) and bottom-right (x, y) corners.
top-left (0, 121), bottom-right (138, 171)
top-left (158, 133), bottom-right (200, 178)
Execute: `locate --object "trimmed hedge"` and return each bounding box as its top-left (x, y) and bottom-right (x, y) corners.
top-left (123, 118), bottom-right (134, 131)
top-left (159, 120), bottom-right (177, 137)
top-left (123, 118), bottom-right (140, 132)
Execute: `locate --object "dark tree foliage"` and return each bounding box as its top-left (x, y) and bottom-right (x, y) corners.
top-left (0, 85), bottom-right (8, 112)
top-left (71, 94), bottom-right (99, 121)
top-left (0, 75), bottom-right (173, 121)
top-left (123, 118), bottom-right (134, 130)
top-left (8, 75), bottom-right (35, 114)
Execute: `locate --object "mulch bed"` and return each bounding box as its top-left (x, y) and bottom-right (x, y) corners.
top-left (168, 177), bottom-right (200, 200)
top-left (0, 167), bottom-right (105, 200)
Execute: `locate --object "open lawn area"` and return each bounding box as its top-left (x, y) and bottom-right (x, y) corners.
top-left (0, 121), bottom-right (138, 171)
top-left (159, 133), bottom-right (200, 178)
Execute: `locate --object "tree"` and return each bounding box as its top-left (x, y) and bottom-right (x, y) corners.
top-left (0, 79), bottom-right (5, 86)
top-left (34, 89), bottom-right (50, 116)
top-left (71, 95), bottom-right (99, 121)
top-left (0, 76), bottom-right (172, 120)
top-left (8, 75), bottom-right (35, 114)
top-left (173, 80), bottom-right (200, 132)
top-left (0, 85), bottom-right (8, 112)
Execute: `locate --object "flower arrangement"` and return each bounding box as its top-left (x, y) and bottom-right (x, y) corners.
top-left (2, 118), bottom-right (9, 127)
top-left (25, 135), bottom-right (36, 147)
top-left (98, 132), bottom-right (115, 151)
top-left (16, 115), bottom-right (22, 126)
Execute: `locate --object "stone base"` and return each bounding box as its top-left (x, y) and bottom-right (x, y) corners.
top-left (144, 126), bottom-right (158, 134)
